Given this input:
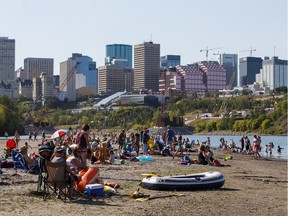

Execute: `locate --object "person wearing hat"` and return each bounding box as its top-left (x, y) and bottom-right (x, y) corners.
top-left (51, 146), bottom-right (66, 163)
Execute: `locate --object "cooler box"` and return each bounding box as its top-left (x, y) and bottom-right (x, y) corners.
top-left (85, 184), bottom-right (104, 197)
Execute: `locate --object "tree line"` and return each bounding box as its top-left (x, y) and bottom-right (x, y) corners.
top-left (0, 88), bottom-right (287, 136)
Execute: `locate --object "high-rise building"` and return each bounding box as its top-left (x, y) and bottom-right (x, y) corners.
top-left (0, 37), bottom-right (15, 82)
top-left (239, 57), bottom-right (262, 86)
top-left (70, 53), bottom-right (98, 94)
top-left (59, 59), bottom-right (77, 101)
top-left (134, 41), bottom-right (160, 92)
top-left (98, 64), bottom-right (134, 96)
top-left (220, 54), bottom-right (238, 89)
top-left (24, 58), bottom-right (54, 80)
top-left (40, 72), bottom-right (54, 103)
top-left (175, 61), bottom-right (226, 93)
top-left (160, 55), bottom-right (181, 68)
top-left (105, 44), bottom-right (132, 68)
top-left (256, 56), bottom-right (287, 90)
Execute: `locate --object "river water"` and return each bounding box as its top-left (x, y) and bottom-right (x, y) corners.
top-left (182, 135), bottom-right (287, 160)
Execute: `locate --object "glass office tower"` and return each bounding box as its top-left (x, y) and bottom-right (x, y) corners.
top-left (105, 44), bottom-right (132, 68)
top-left (160, 55), bottom-right (181, 68)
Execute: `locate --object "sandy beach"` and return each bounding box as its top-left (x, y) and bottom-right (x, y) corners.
top-left (0, 138), bottom-right (287, 216)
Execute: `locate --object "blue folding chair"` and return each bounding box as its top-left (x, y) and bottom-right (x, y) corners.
top-left (12, 150), bottom-right (40, 174)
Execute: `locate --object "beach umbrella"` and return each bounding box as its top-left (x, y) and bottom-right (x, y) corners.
top-left (50, 129), bottom-right (69, 139)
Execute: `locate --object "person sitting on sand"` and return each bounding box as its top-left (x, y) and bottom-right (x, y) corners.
top-left (20, 142), bottom-right (35, 167)
top-left (198, 145), bottom-right (208, 165)
top-left (109, 150), bottom-right (115, 164)
top-left (205, 145), bottom-right (214, 164)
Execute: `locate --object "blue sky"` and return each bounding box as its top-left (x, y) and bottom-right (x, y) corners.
top-left (1, 0), bottom-right (287, 75)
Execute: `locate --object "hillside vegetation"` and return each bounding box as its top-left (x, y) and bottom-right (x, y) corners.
top-left (0, 93), bottom-right (287, 136)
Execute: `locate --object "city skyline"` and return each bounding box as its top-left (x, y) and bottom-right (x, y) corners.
top-left (1, 0), bottom-right (287, 75)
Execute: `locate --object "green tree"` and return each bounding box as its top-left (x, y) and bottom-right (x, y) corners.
top-left (206, 121), bottom-right (217, 132)
top-left (78, 116), bottom-right (89, 126)
top-left (0, 104), bottom-right (7, 129)
top-left (261, 119), bottom-right (272, 130)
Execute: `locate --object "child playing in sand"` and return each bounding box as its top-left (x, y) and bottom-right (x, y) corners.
top-left (109, 150), bottom-right (115, 164)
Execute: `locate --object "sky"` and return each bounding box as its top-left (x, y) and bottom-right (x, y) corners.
top-left (1, 0), bottom-right (287, 75)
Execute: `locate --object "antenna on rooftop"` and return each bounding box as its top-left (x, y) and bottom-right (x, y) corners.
top-left (150, 34), bottom-right (153, 42)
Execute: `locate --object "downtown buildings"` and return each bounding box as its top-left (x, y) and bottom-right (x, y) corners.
top-left (134, 41), bottom-right (160, 92)
top-left (239, 56), bottom-right (263, 86)
top-left (256, 56), bottom-right (287, 90)
top-left (0, 36), bottom-right (287, 102)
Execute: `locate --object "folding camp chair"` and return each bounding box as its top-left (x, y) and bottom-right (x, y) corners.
top-left (36, 145), bottom-right (53, 193)
top-left (12, 150), bottom-right (40, 174)
top-left (36, 156), bottom-right (47, 192)
top-left (43, 160), bottom-right (71, 201)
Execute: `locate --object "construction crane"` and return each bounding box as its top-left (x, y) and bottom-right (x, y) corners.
top-left (227, 70), bottom-right (237, 90)
top-left (200, 47), bottom-right (223, 61)
top-left (55, 61), bottom-right (80, 99)
top-left (213, 51), bottom-right (222, 63)
top-left (239, 47), bottom-right (256, 56)
top-left (24, 93), bottom-right (42, 119)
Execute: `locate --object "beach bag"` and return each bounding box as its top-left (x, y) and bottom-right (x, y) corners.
top-left (178, 160), bottom-right (188, 165)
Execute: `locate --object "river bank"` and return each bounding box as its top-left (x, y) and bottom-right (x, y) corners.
top-left (0, 138), bottom-right (287, 216)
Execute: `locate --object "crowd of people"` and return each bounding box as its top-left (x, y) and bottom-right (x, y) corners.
top-left (4, 125), bottom-right (285, 191)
